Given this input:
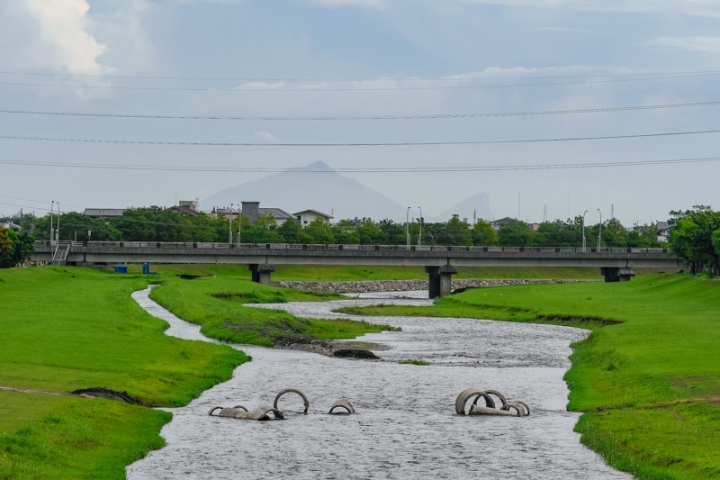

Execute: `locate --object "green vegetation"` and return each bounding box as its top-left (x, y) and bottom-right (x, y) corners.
top-left (149, 274), bottom-right (395, 347)
top-left (126, 263), bottom-right (623, 281)
top-left (0, 226), bottom-right (33, 268)
top-left (340, 275), bottom-right (720, 480)
top-left (669, 205), bottom-right (720, 275)
top-left (399, 359), bottom-right (430, 366)
top-left (0, 267), bottom-right (247, 478)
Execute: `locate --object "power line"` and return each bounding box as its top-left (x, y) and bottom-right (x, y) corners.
top-left (2, 68), bottom-right (720, 82)
top-left (1, 155), bottom-right (719, 173)
top-left (2, 72), bottom-right (720, 92)
top-left (2, 100), bottom-right (719, 121)
top-left (2, 128), bottom-right (720, 147)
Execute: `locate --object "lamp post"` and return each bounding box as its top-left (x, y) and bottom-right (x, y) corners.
top-left (57, 202), bottom-right (60, 242)
top-left (418, 206), bottom-right (423, 247)
top-left (229, 204), bottom-right (234, 244)
top-left (597, 209), bottom-right (602, 250)
top-left (406, 207), bottom-right (411, 250)
top-left (50, 201), bottom-right (54, 246)
top-left (237, 207), bottom-right (242, 246)
top-left (582, 210), bottom-right (588, 252)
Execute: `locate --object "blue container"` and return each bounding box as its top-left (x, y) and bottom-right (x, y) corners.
top-left (115, 265), bottom-right (128, 274)
top-left (142, 263), bottom-right (150, 274)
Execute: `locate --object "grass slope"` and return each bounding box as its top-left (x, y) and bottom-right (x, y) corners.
top-left (340, 275), bottom-right (720, 480)
top-left (128, 263), bottom-right (628, 281)
top-left (0, 267), bottom-right (247, 479)
top-left (149, 275), bottom-right (395, 347)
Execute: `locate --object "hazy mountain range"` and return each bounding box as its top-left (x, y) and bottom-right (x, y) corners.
top-left (202, 161), bottom-right (492, 223)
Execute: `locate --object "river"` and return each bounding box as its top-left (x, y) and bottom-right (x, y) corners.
top-left (127, 287), bottom-right (630, 480)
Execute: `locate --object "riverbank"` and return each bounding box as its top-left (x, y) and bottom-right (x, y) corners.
top-left (148, 274), bottom-right (397, 347)
top-left (339, 274), bottom-right (720, 480)
top-left (273, 278), bottom-right (591, 293)
top-left (0, 267), bottom-right (248, 479)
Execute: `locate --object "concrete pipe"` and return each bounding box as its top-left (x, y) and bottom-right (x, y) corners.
top-left (500, 403), bottom-right (527, 417)
top-left (232, 405), bottom-right (249, 412)
top-left (328, 399), bottom-right (356, 414)
top-left (274, 388), bottom-right (310, 414)
top-left (208, 406), bottom-right (244, 418)
top-left (248, 405), bottom-right (285, 421)
top-left (468, 405), bottom-right (519, 417)
top-left (506, 401), bottom-right (530, 416)
top-left (484, 390), bottom-right (508, 407)
top-left (455, 389), bottom-right (496, 415)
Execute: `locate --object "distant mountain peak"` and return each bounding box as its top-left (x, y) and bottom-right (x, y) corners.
top-left (291, 161), bottom-right (334, 172)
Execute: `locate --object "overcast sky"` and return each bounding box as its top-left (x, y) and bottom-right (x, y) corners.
top-left (1, 0), bottom-right (719, 224)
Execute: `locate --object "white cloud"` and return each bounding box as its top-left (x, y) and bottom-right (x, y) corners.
top-left (645, 36), bottom-right (720, 53)
top-left (3, 0), bottom-right (109, 75)
top-left (254, 131), bottom-right (282, 143)
top-left (306, 0), bottom-right (388, 8)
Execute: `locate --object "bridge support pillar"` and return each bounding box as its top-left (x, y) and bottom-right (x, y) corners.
top-left (600, 267), bottom-right (636, 282)
top-left (249, 264), bottom-right (275, 285)
top-left (425, 265), bottom-right (457, 298)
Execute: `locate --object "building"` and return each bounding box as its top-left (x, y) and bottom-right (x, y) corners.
top-left (83, 208), bottom-right (126, 219)
top-left (491, 217), bottom-right (515, 231)
top-left (294, 209), bottom-right (334, 226)
top-left (1, 221), bottom-right (20, 231)
top-left (169, 200), bottom-right (200, 217)
top-left (656, 221), bottom-right (671, 242)
top-left (258, 207), bottom-right (293, 225)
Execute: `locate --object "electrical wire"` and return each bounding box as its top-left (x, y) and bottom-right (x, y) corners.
top-left (1, 156), bottom-right (719, 173)
top-left (2, 128), bottom-right (720, 147)
top-left (2, 100), bottom-right (719, 121)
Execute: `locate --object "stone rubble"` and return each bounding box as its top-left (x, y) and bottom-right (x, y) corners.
top-left (272, 278), bottom-right (592, 293)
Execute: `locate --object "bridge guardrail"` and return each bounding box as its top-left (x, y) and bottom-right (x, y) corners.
top-left (40, 241), bottom-right (669, 255)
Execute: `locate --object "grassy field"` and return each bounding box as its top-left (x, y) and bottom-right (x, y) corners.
top-left (149, 274), bottom-right (396, 347)
top-left (339, 274), bottom-right (720, 480)
top-left (0, 267), bottom-right (248, 479)
top-left (127, 263), bottom-right (641, 281)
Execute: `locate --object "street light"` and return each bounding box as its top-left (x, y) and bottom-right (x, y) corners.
top-left (418, 206), bottom-right (423, 247)
top-left (582, 210), bottom-right (588, 252)
top-left (237, 205), bottom-right (242, 246)
top-left (406, 207), bottom-right (411, 250)
top-left (229, 204), bottom-right (234, 244)
top-left (50, 200), bottom-right (54, 246)
top-left (597, 209), bottom-right (603, 250)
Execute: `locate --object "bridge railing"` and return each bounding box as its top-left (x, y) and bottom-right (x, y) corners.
top-left (40, 241), bottom-right (669, 255)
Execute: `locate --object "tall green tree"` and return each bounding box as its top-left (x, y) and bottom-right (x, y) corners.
top-left (498, 220), bottom-right (535, 246)
top-left (669, 206), bottom-right (720, 275)
top-left (471, 220), bottom-right (498, 246)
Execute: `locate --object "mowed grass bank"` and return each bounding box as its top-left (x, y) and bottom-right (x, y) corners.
top-left (0, 267), bottom-right (248, 479)
top-left (340, 275), bottom-right (720, 479)
top-left (127, 263), bottom-right (659, 281)
top-left (149, 275), bottom-right (396, 346)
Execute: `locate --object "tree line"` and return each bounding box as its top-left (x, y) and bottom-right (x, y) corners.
top-left (668, 206), bottom-right (720, 276)
top-left (5, 206), bottom-right (662, 248)
top-left (0, 226), bottom-right (34, 268)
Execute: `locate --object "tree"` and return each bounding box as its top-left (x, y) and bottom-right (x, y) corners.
top-left (331, 220), bottom-right (360, 244)
top-left (0, 226), bottom-right (12, 260)
top-left (498, 220), bottom-right (535, 246)
top-left (669, 206), bottom-right (720, 275)
top-left (378, 219), bottom-right (406, 245)
top-left (0, 227), bottom-right (34, 267)
top-left (471, 220), bottom-right (498, 246)
top-left (279, 219), bottom-right (303, 243)
top-left (304, 217), bottom-right (335, 244)
top-left (357, 219), bottom-right (387, 244)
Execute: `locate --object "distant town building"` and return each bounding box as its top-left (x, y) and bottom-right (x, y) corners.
top-left (491, 217), bottom-right (515, 231)
top-left (656, 221), bottom-right (671, 242)
top-left (169, 200), bottom-right (200, 217)
top-left (1, 221), bottom-right (20, 230)
top-left (83, 208), bottom-right (126, 219)
top-left (294, 209), bottom-right (334, 226)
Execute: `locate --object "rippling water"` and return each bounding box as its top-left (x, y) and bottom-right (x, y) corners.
top-left (127, 288), bottom-right (630, 480)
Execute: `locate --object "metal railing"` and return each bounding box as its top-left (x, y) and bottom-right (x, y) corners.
top-left (37, 240), bottom-right (669, 255)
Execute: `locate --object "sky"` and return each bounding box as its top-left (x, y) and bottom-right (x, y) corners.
top-left (1, 0), bottom-right (720, 225)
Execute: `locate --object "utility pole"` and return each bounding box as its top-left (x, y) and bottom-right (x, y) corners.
top-left (518, 192), bottom-right (521, 219)
top-left (237, 210), bottom-right (242, 246)
top-left (418, 206), bottom-right (423, 247)
top-left (473, 209), bottom-right (477, 225)
top-left (611, 204), bottom-right (614, 219)
top-left (597, 209), bottom-right (602, 249)
top-left (228, 204), bottom-right (234, 244)
top-left (582, 210), bottom-right (588, 253)
top-left (57, 202), bottom-right (60, 242)
top-left (543, 205), bottom-right (547, 223)
top-left (406, 207), bottom-right (411, 250)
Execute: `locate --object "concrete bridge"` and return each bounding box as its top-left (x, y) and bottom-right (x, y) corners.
top-left (33, 241), bottom-right (682, 297)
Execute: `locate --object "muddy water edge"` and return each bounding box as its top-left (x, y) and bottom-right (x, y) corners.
top-left (127, 287), bottom-right (631, 480)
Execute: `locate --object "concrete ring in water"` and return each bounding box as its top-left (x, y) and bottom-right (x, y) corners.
top-left (274, 388), bottom-right (310, 414)
top-left (328, 399), bottom-right (356, 414)
top-left (455, 389), bottom-right (496, 415)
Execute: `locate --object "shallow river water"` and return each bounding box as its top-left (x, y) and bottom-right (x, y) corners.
top-left (127, 288), bottom-right (630, 480)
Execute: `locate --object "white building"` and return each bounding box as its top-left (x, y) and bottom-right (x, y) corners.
top-left (294, 209), bottom-right (334, 226)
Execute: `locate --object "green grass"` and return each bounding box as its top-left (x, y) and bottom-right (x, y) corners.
top-left (130, 263), bottom-right (644, 281)
top-left (339, 274), bottom-right (720, 480)
top-left (0, 267), bottom-right (248, 478)
top-left (399, 359), bottom-right (430, 366)
top-left (149, 274), bottom-right (395, 347)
